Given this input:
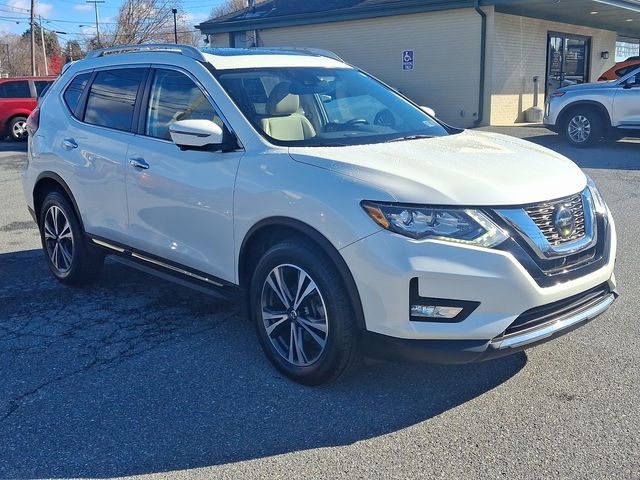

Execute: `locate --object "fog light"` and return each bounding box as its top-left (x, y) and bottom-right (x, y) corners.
top-left (410, 305), bottom-right (463, 319)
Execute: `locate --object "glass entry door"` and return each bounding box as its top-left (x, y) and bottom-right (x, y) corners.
top-left (546, 33), bottom-right (590, 97)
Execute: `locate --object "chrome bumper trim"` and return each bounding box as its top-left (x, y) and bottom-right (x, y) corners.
top-left (491, 293), bottom-right (616, 350)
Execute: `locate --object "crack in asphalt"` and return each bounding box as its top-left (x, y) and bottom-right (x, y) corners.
top-left (0, 257), bottom-right (240, 421)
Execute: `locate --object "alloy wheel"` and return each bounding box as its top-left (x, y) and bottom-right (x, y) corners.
top-left (260, 264), bottom-right (329, 367)
top-left (43, 205), bottom-right (74, 274)
top-left (567, 115), bottom-right (591, 144)
top-left (12, 120), bottom-right (27, 139)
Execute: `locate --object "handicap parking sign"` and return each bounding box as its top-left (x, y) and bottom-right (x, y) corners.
top-left (402, 50), bottom-right (414, 71)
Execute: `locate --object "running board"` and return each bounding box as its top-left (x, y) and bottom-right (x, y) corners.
top-left (90, 236), bottom-right (239, 301)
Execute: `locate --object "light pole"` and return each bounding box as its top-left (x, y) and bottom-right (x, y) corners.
top-left (30, 0), bottom-right (35, 75)
top-left (86, 0), bottom-right (105, 47)
top-left (39, 16), bottom-right (48, 76)
top-left (172, 8), bottom-right (178, 44)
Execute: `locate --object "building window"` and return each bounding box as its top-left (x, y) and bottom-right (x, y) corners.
top-left (616, 38), bottom-right (640, 62)
top-left (231, 31), bottom-right (247, 47)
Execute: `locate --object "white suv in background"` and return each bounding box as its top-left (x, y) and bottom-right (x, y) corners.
top-left (544, 66), bottom-right (640, 147)
top-left (23, 45), bottom-right (617, 385)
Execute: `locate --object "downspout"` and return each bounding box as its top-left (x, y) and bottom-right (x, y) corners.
top-left (474, 1), bottom-right (487, 126)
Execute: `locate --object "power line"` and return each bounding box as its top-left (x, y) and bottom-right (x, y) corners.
top-left (0, 1), bottom-right (29, 13)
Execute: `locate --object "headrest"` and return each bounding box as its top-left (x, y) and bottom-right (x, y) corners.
top-left (267, 82), bottom-right (299, 115)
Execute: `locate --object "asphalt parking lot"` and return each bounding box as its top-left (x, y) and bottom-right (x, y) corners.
top-left (0, 128), bottom-right (639, 479)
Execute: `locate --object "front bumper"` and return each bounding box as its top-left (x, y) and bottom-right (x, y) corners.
top-left (340, 209), bottom-right (617, 357)
top-left (361, 281), bottom-right (616, 363)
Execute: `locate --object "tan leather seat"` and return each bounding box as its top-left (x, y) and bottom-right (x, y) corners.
top-left (260, 83), bottom-right (316, 141)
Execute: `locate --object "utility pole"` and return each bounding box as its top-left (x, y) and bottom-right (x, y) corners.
top-left (0, 43), bottom-right (9, 77)
top-left (30, 0), bottom-right (35, 75)
top-left (172, 8), bottom-right (178, 44)
top-left (86, 0), bottom-right (105, 47)
top-left (39, 16), bottom-right (49, 76)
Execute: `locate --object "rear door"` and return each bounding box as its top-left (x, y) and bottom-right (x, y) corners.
top-left (124, 67), bottom-right (242, 282)
top-left (55, 66), bottom-right (148, 244)
top-left (612, 70), bottom-right (640, 128)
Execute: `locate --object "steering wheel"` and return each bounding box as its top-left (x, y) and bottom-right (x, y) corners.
top-left (374, 109), bottom-right (396, 127)
top-left (344, 118), bottom-right (369, 127)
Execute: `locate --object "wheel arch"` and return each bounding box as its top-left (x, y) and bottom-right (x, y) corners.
top-left (33, 172), bottom-right (85, 232)
top-left (238, 217), bottom-right (367, 331)
top-left (558, 100), bottom-right (612, 130)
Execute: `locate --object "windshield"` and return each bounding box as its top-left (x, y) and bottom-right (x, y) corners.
top-left (215, 67), bottom-right (449, 147)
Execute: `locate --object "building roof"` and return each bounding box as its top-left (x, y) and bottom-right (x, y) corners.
top-left (196, 0), bottom-right (640, 37)
top-left (196, 0), bottom-right (474, 33)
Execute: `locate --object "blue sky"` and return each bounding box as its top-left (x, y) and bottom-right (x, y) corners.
top-left (0, 0), bottom-right (226, 45)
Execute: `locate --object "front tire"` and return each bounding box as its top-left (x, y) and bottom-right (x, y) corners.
top-left (250, 239), bottom-right (360, 386)
top-left (39, 192), bottom-right (104, 285)
top-left (8, 116), bottom-right (28, 141)
top-left (563, 108), bottom-right (604, 148)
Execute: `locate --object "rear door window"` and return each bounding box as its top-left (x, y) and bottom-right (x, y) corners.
top-left (63, 72), bottom-right (92, 117)
top-left (34, 80), bottom-right (52, 96)
top-left (0, 80), bottom-right (31, 98)
top-left (84, 68), bottom-right (146, 132)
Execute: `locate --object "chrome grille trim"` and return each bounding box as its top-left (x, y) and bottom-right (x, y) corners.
top-left (524, 193), bottom-right (586, 245)
top-left (495, 188), bottom-right (597, 260)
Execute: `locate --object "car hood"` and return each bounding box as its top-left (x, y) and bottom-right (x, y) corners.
top-left (288, 130), bottom-right (586, 206)
top-left (558, 81), bottom-right (618, 93)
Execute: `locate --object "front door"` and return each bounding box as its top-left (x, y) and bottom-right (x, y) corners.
top-left (546, 33), bottom-right (591, 97)
top-left (125, 67), bottom-right (242, 283)
top-left (613, 70), bottom-right (640, 128)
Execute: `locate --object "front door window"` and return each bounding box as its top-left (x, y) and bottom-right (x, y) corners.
top-left (547, 34), bottom-right (590, 97)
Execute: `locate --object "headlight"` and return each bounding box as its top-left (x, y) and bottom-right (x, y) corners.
top-left (361, 201), bottom-right (508, 247)
top-left (586, 176), bottom-right (607, 214)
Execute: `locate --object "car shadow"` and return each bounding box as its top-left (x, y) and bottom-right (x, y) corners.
top-left (0, 249), bottom-right (527, 478)
top-left (479, 125), bottom-right (640, 171)
top-left (527, 137), bottom-right (639, 170)
top-left (0, 139), bottom-right (27, 153)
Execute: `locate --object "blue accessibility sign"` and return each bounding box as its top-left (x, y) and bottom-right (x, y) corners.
top-left (402, 50), bottom-right (414, 70)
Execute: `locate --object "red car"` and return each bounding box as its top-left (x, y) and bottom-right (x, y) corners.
top-left (598, 56), bottom-right (640, 81)
top-left (0, 76), bottom-right (56, 140)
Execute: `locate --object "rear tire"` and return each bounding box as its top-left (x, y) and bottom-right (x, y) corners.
top-left (8, 116), bottom-right (28, 141)
top-left (38, 191), bottom-right (104, 285)
top-left (249, 239), bottom-right (361, 386)
top-left (563, 108), bottom-right (605, 148)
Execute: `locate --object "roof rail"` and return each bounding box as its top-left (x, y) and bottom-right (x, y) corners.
top-left (86, 44), bottom-right (207, 62)
top-left (252, 46), bottom-right (344, 62)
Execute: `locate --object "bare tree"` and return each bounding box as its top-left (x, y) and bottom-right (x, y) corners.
top-left (1, 31), bottom-right (57, 76)
top-left (83, 0), bottom-right (199, 49)
top-left (210, 0), bottom-right (266, 19)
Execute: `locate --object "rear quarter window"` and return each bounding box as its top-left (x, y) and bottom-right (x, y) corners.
top-left (63, 72), bottom-right (92, 117)
top-left (0, 80), bottom-right (31, 99)
top-left (616, 65), bottom-right (638, 77)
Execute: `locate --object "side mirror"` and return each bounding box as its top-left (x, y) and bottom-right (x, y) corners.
top-left (420, 106), bottom-right (436, 117)
top-left (169, 119), bottom-right (224, 150)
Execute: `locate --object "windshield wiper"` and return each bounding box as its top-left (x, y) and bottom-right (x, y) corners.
top-left (385, 134), bottom-right (435, 143)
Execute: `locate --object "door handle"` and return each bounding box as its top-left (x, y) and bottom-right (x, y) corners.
top-left (128, 157), bottom-right (149, 170)
top-left (62, 138), bottom-right (77, 150)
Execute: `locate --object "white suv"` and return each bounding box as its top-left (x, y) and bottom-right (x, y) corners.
top-left (22, 45), bottom-right (617, 385)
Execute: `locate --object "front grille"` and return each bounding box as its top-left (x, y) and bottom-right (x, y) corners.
top-left (525, 193), bottom-right (585, 245)
top-left (503, 282), bottom-right (611, 337)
